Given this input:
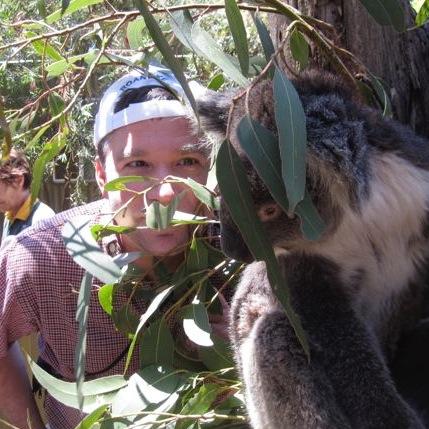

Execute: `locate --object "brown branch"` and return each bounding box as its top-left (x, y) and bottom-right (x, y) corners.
top-left (12, 15), bottom-right (131, 142)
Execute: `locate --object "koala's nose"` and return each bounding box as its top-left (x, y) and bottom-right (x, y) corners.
top-left (258, 203), bottom-right (282, 222)
top-left (147, 180), bottom-right (176, 206)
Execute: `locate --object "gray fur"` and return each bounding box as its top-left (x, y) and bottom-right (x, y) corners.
top-left (198, 71), bottom-right (429, 428)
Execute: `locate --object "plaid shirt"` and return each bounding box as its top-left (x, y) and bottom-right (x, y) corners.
top-left (0, 199), bottom-right (146, 429)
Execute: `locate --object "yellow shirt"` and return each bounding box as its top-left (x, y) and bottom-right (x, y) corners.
top-left (5, 195), bottom-right (33, 221)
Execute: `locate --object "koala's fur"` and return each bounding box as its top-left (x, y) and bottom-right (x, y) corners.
top-left (198, 71), bottom-right (429, 428)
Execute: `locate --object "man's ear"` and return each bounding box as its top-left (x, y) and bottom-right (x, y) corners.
top-left (94, 157), bottom-right (108, 197)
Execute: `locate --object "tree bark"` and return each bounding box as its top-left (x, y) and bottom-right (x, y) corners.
top-left (270, 0), bottom-right (429, 137)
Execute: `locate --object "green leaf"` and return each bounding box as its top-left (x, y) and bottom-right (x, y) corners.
top-left (207, 73), bottom-right (225, 91)
top-left (111, 365), bottom-right (183, 415)
top-left (75, 272), bottom-right (93, 410)
top-left (134, 0), bottom-right (199, 117)
top-left (25, 125), bottom-right (50, 150)
top-left (139, 318), bottom-right (175, 367)
top-left (190, 23), bottom-right (248, 86)
top-left (90, 224), bottom-right (136, 241)
top-left (416, 0), bottom-right (429, 26)
top-left (358, 0), bottom-right (405, 31)
top-left (369, 74), bottom-right (392, 117)
top-left (184, 177), bottom-right (220, 210)
top-left (62, 216), bottom-right (123, 284)
top-left (111, 305), bottom-right (139, 337)
top-left (37, 0), bottom-right (47, 18)
top-left (26, 31), bottom-right (64, 61)
top-left (290, 28), bottom-right (309, 70)
top-left (146, 198), bottom-right (179, 230)
top-left (74, 404), bottom-right (108, 429)
top-left (98, 284), bottom-right (114, 316)
top-left (186, 237), bottom-right (209, 273)
top-left (30, 358), bottom-right (126, 413)
top-left (31, 132), bottom-right (67, 204)
top-left (176, 384), bottom-right (221, 429)
top-left (236, 116), bottom-right (324, 240)
top-left (104, 175), bottom-right (149, 191)
top-left (182, 302), bottom-right (213, 347)
top-left (48, 91), bottom-right (66, 127)
top-left (273, 68), bottom-right (307, 214)
top-left (125, 285), bottom-right (176, 372)
top-left (169, 10), bottom-right (197, 52)
top-left (200, 334), bottom-right (234, 372)
top-left (171, 212), bottom-right (210, 225)
top-left (216, 140), bottom-right (309, 357)
top-left (61, 0), bottom-right (71, 15)
top-left (225, 0), bottom-right (249, 76)
top-left (254, 14), bottom-right (275, 66)
top-left (126, 17), bottom-right (146, 49)
top-left (46, 0), bottom-right (103, 24)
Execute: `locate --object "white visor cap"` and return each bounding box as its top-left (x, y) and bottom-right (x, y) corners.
top-left (93, 64), bottom-right (203, 146)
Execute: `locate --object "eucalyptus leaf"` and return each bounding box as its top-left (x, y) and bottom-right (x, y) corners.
top-left (290, 28), bottom-right (309, 70)
top-left (182, 302), bottom-right (213, 347)
top-left (208, 73), bottom-right (225, 91)
top-left (416, 0), bottom-right (429, 26)
top-left (25, 125), bottom-right (50, 150)
top-left (62, 216), bottom-right (122, 284)
top-left (225, 0), bottom-right (249, 76)
top-left (273, 68), bottom-right (307, 213)
top-left (112, 365), bottom-right (183, 414)
top-left (30, 358), bottom-right (126, 413)
top-left (139, 317), bottom-right (175, 367)
top-left (75, 272), bottom-right (93, 409)
top-left (254, 13), bottom-right (275, 75)
top-left (98, 283), bottom-right (114, 316)
top-left (358, 0), bottom-right (405, 31)
top-left (90, 224), bottom-right (136, 241)
top-left (134, 0), bottom-right (199, 117)
top-left (200, 334), bottom-right (234, 372)
top-left (46, 0), bottom-right (103, 24)
top-left (104, 175), bottom-right (149, 191)
top-left (146, 199), bottom-right (178, 230)
top-left (236, 116), bottom-right (324, 240)
top-left (216, 140), bottom-right (309, 357)
top-left (186, 236), bottom-right (209, 274)
top-left (186, 177), bottom-right (220, 210)
top-left (190, 23), bottom-right (248, 86)
top-left (169, 10), bottom-right (198, 52)
top-left (74, 404), bottom-right (108, 429)
top-left (61, 0), bottom-right (71, 15)
top-left (37, 0), bottom-right (47, 18)
top-left (176, 384), bottom-right (221, 429)
top-left (31, 132), bottom-right (67, 205)
top-left (125, 285), bottom-right (176, 372)
top-left (26, 31), bottom-right (64, 61)
top-left (127, 17), bottom-right (146, 50)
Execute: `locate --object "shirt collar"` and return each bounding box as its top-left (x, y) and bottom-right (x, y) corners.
top-left (5, 195), bottom-right (33, 221)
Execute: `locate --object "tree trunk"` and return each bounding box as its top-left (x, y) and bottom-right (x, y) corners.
top-left (270, 0), bottom-right (429, 137)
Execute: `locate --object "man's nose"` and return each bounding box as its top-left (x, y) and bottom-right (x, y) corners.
top-left (147, 180), bottom-right (177, 206)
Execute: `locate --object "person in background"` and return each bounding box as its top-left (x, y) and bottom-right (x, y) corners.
top-left (0, 149), bottom-right (55, 245)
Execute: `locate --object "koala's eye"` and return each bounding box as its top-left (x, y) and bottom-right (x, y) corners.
top-left (258, 203), bottom-right (282, 222)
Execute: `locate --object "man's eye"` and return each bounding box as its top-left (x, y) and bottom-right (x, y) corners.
top-left (178, 158), bottom-right (200, 167)
top-left (126, 160), bottom-right (149, 168)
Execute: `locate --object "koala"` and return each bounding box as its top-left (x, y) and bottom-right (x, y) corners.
top-left (197, 71), bottom-right (429, 428)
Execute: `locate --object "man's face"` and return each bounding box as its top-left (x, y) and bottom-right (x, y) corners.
top-left (0, 179), bottom-right (23, 214)
top-left (95, 117), bottom-right (210, 257)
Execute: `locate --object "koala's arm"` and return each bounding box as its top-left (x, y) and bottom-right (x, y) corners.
top-left (231, 255), bottom-right (424, 429)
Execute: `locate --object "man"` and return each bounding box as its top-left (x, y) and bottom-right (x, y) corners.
top-left (0, 64), bottom-right (215, 429)
top-left (0, 149), bottom-right (54, 246)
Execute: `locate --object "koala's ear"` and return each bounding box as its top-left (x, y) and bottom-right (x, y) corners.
top-left (197, 89), bottom-right (235, 136)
